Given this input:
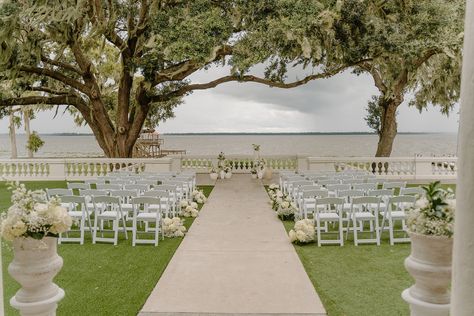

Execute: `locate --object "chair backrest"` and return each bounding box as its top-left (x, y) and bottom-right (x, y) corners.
top-left (92, 195), bottom-right (121, 204)
top-left (109, 190), bottom-right (138, 198)
top-left (352, 183), bottom-right (378, 191)
top-left (131, 196), bottom-right (162, 207)
top-left (110, 179), bottom-right (135, 185)
top-left (400, 187), bottom-right (424, 196)
top-left (337, 189), bottom-right (365, 199)
top-left (60, 195), bottom-right (87, 204)
top-left (351, 196), bottom-right (381, 206)
top-left (365, 178), bottom-right (379, 184)
top-left (47, 188), bottom-right (73, 199)
top-left (142, 190), bottom-right (170, 198)
top-left (136, 179), bottom-right (158, 186)
top-left (124, 184), bottom-right (149, 193)
top-left (67, 182), bottom-right (90, 190)
top-left (302, 189), bottom-right (329, 198)
top-left (300, 184), bottom-right (321, 192)
top-left (382, 181), bottom-right (407, 190)
top-left (389, 195), bottom-right (416, 204)
top-left (96, 184), bottom-right (123, 191)
top-left (315, 197), bottom-right (345, 206)
top-left (84, 179), bottom-right (106, 187)
top-left (154, 184), bottom-right (178, 192)
top-left (79, 189), bottom-right (108, 197)
top-left (367, 189), bottom-right (394, 197)
top-left (327, 184), bottom-right (351, 193)
top-left (319, 179), bottom-right (341, 186)
top-left (342, 179), bottom-right (360, 185)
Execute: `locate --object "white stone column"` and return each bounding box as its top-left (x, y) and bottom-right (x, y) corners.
top-left (1, 244), bottom-right (4, 316)
top-left (451, 0), bottom-right (474, 314)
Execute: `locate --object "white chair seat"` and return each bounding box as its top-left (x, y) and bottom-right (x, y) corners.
top-left (391, 211), bottom-right (406, 219)
top-left (136, 213), bottom-right (159, 221)
top-left (354, 212), bottom-right (376, 220)
top-left (98, 211), bottom-right (121, 219)
top-left (68, 211), bottom-right (83, 218)
top-left (318, 213), bottom-right (340, 220)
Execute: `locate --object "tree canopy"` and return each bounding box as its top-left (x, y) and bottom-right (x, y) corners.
top-left (0, 0), bottom-right (464, 157)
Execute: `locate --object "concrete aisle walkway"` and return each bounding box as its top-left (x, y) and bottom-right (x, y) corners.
top-left (139, 175), bottom-right (326, 316)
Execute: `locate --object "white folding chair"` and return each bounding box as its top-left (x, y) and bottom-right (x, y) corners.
top-left (314, 197), bottom-right (345, 246)
top-left (131, 196), bottom-right (164, 246)
top-left (92, 196), bottom-right (128, 245)
top-left (347, 196), bottom-right (381, 246)
top-left (301, 189), bottom-right (329, 219)
top-left (96, 183), bottom-right (123, 192)
top-left (67, 182), bottom-right (90, 191)
top-left (59, 195), bottom-right (92, 245)
top-left (400, 187), bottom-right (424, 196)
top-left (382, 195), bottom-right (416, 245)
top-left (46, 188), bottom-right (73, 200)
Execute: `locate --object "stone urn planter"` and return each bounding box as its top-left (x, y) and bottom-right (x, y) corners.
top-left (219, 170), bottom-right (225, 179)
top-left (209, 173), bottom-right (218, 180)
top-left (224, 172), bottom-right (232, 179)
top-left (9, 237), bottom-right (65, 315)
top-left (402, 232), bottom-right (453, 316)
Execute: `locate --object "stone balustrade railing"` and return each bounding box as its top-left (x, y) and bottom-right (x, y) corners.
top-left (180, 155), bottom-right (298, 173)
top-left (0, 156), bottom-right (457, 181)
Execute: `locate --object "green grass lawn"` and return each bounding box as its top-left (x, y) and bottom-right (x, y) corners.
top-left (1, 181), bottom-right (213, 316)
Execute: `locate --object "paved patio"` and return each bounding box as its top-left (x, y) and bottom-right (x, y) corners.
top-left (139, 174), bottom-right (326, 316)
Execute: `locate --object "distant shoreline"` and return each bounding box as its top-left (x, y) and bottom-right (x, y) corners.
top-left (0, 132), bottom-right (457, 136)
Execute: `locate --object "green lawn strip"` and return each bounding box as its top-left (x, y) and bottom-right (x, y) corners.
top-left (1, 181), bottom-right (213, 316)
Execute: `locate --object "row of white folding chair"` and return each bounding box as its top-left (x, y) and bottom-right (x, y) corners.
top-left (311, 194), bottom-right (415, 246)
top-left (58, 191), bottom-right (171, 246)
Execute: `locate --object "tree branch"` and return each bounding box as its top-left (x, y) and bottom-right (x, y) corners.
top-left (151, 61), bottom-right (364, 103)
top-left (18, 66), bottom-right (89, 94)
top-left (41, 55), bottom-right (83, 75)
top-left (1, 95), bottom-right (86, 107)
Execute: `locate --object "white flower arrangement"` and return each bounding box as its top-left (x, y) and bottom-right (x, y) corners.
top-left (0, 183), bottom-right (72, 241)
top-left (209, 166), bottom-right (218, 174)
top-left (162, 217), bottom-right (187, 238)
top-left (406, 181), bottom-right (455, 237)
top-left (289, 219), bottom-right (315, 244)
top-left (268, 183), bottom-right (279, 191)
top-left (276, 199), bottom-right (297, 221)
top-left (223, 166), bottom-right (232, 173)
top-left (192, 189), bottom-right (207, 204)
top-left (180, 200), bottom-right (199, 218)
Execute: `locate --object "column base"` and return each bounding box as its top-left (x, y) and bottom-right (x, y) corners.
top-left (10, 288), bottom-right (65, 316)
top-left (402, 289), bottom-right (450, 316)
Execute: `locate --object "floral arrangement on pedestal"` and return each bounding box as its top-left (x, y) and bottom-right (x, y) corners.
top-left (402, 181), bottom-right (456, 316)
top-left (406, 181), bottom-right (455, 237)
top-left (252, 143), bottom-right (261, 160)
top-left (209, 166), bottom-right (218, 180)
top-left (267, 184), bottom-right (284, 211)
top-left (179, 200), bottom-right (199, 217)
top-left (250, 167), bottom-right (258, 179)
top-left (289, 219), bottom-right (315, 244)
top-left (1, 183), bottom-right (72, 316)
top-left (192, 189), bottom-right (207, 204)
top-left (223, 166), bottom-right (232, 178)
top-left (162, 217), bottom-right (187, 238)
top-left (254, 158), bottom-right (266, 179)
top-left (0, 183), bottom-right (72, 241)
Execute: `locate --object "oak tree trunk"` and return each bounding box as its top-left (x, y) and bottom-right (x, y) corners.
top-left (375, 100), bottom-right (400, 157)
top-left (9, 111), bottom-right (18, 159)
top-left (23, 110), bottom-right (33, 158)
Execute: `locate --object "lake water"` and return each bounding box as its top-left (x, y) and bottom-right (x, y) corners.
top-left (0, 133), bottom-right (458, 158)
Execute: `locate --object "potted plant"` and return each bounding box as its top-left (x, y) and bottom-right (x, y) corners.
top-left (1, 183), bottom-right (72, 315)
top-left (224, 166), bottom-right (232, 179)
top-left (250, 168), bottom-right (258, 179)
top-left (217, 152), bottom-right (226, 168)
top-left (402, 181), bottom-right (455, 316)
top-left (209, 166), bottom-right (218, 180)
top-left (255, 158), bottom-right (266, 179)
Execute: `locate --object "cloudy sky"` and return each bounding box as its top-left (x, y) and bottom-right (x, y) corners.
top-left (0, 65), bottom-right (460, 134)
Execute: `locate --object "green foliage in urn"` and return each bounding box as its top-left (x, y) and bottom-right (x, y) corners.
top-left (407, 181), bottom-right (455, 237)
